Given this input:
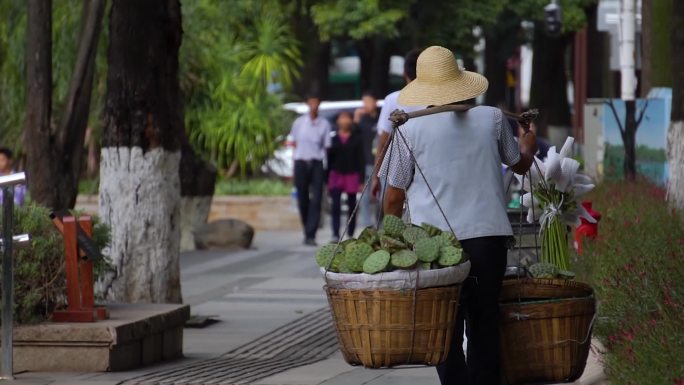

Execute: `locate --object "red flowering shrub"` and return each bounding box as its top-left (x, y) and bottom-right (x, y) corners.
top-left (576, 179), bottom-right (684, 384)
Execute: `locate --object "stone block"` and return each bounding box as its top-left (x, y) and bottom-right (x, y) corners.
top-left (4, 303), bottom-right (190, 372)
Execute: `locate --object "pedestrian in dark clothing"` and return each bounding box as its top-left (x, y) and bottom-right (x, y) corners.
top-left (290, 95), bottom-right (331, 246)
top-left (327, 111), bottom-right (364, 242)
top-left (354, 91), bottom-right (379, 227)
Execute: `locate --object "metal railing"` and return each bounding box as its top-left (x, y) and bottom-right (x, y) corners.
top-left (0, 172), bottom-right (31, 380)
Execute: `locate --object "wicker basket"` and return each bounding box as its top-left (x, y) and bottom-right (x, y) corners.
top-left (325, 285), bottom-right (461, 368)
top-left (500, 278), bottom-right (593, 302)
top-left (499, 279), bottom-right (595, 385)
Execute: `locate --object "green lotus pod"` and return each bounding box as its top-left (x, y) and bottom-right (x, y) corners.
top-left (358, 227), bottom-right (380, 246)
top-left (421, 222), bottom-right (442, 237)
top-left (363, 250), bottom-right (391, 274)
top-left (383, 215), bottom-right (406, 237)
top-left (557, 269), bottom-right (576, 280)
top-left (337, 258), bottom-right (354, 273)
top-left (402, 226), bottom-right (429, 245)
top-left (418, 262), bottom-right (432, 270)
top-left (380, 235), bottom-right (407, 253)
top-left (391, 249), bottom-right (418, 269)
top-left (438, 231), bottom-right (460, 248)
top-left (438, 246), bottom-right (463, 266)
top-left (315, 244), bottom-right (344, 269)
top-left (345, 242), bottom-right (374, 272)
top-left (415, 237), bottom-right (440, 262)
top-left (529, 262), bottom-right (559, 279)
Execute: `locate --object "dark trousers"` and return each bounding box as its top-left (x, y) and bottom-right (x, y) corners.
top-left (437, 236), bottom-right (508, 385)
top-left (294, 160), bottom-right (324, 240)
top-left (330, 189), bottom-right (357, 238)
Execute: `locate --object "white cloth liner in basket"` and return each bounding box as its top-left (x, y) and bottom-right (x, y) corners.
top-left (321, 261), bottom-right (471, 290)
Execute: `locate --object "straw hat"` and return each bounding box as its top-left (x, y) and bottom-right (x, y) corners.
top-left (398, 46), bottom-right (488, 106)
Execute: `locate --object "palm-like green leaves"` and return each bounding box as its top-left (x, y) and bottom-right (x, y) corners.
top-left (238, 16), bottom-right (302, 90)
top-left (181, 0), bottom-right (300, 174)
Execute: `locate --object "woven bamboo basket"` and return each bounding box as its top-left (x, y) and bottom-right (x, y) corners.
top-left (499, 279), bottom-right (595, 385)
top-left (325, 285), bottom-right (461, 368)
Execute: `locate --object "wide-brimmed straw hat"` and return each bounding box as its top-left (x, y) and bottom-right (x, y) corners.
top-left (398, 46), bottom-right (488, 106)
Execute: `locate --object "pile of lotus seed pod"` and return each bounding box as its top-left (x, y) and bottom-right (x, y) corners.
top-left (316, 215), bottom-right (465, 274)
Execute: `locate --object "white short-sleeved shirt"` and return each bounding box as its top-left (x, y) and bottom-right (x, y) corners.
top-left (290, 115), bottom-right (332, 161)
top-left (377, 91), bottom-right (424, 134)
top-left (379, 106), bottom-right (520, 240)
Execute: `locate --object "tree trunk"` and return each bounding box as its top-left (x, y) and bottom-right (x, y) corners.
top-left (529, 24), bottom-right (572, 141)
top-left (292, 4), bottom-right (329, 98)
top-left (24, 0), bottom-right (105, 210)
top-left (586, 4), bottom-right (613, 98)
top-left (24, 0), bottom-right (54, 207)
top-left (667, 0), bottom-right (684, 210)
top-left (652, 0), bottom-right (673, 88)
top-left (369, 37), bottom-right (391, 97)
top-left (641, 0), bottom-right (652, 97)
top-left (99, 0), bottom-right (183, 303)
top-left (179, 143), bottom-right (216, 251)
top-left (622, 100), bottom-right (638, 180)
top-left (484, 32), bottom-right (507, 107)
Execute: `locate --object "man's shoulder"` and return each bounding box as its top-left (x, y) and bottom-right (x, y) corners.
top-left (470, 105), bottom-right (500, 115)
top-left (292, 115), bottom-right (306, 126)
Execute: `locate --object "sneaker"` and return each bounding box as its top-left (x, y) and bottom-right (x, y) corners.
top-left (304, 238), bottom-right (317, 247)
top-left (330, 236), bottom-right (340, 244)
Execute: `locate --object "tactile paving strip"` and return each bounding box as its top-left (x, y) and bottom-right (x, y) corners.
top-left (124, 307), bottom-right (338, 385)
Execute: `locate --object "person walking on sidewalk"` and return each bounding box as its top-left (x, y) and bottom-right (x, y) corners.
top-left (372, 49), bottom-right (424, 200)
top-left (353, 91), bottom-right (379, 227)
top-left (290, 94), bottom-right (331, 246)
top-left (327, 111), bottom-right (364, 243)
top-left (0, 147), bottom-right (26, 206)
top-left (380, 46), bottom-right (537, 385)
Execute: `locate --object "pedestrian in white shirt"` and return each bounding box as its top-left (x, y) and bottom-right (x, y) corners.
top-left (290, 95), bottom-right (331, 246)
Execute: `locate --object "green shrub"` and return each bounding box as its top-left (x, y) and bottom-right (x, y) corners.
top-left (0, 203), bottom-right (110, 324)
top-left (575, 180), bottom-right (684, 384)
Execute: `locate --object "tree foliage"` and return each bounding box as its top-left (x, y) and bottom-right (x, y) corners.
top-left (507, 0), bottom-right (596, 33)
top-left (0, 0), bottom-right (108, 156)
top-left (311, 0), bottom-right (409, 41)
top-left (180, 0), bottom-right (299, 174)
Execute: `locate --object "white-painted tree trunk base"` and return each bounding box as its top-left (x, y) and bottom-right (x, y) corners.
top-left (667, 120), bottom-right (684, 210)
top-left (98, 147), bottom-right (182, 303)
top-left (180, 196), bottom-right (212, 251)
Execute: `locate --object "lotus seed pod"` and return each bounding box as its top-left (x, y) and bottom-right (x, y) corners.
top-left (337, 258), bottom-right (354, 273)
top-left (315, 244), bottom-right (344, 269)
top-left (363, 250), bottom-right (391, 274)
top-left (380, 235), bottom-right (407, 253)
top-left (402, 226), bottom-right (429, 245)
top-left (345, 242), bottom-right (374, 272)
top-left (391, 249), bottom-right (418, 269)
top-left (383, 215), bottom-right (406, 237)
top-left (421, 222), bottom-right (442, 237)
top-left (529, 262), bottom-right (559, 279)
top-left (557, 269), bottom-right (576, 280)
top-left (358, 227), bottom-right (379, 245)
top-left (418, 262), bottom-right (432, 270)
top-left (415, 237), bottom-right (440, 262)
top-left (438, 231), bottom-right (460, 248)
top-left (433, 234), bottom-right (452, 249)
top-left (438, 246), bottom-right (463, 266)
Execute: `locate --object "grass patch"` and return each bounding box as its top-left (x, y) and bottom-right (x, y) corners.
top-left (78, 177), bottom-right (292, 196)
top-left (214, 178), bottom-right (292, 196)
top-left (574, 179), bottom-right (684, 384)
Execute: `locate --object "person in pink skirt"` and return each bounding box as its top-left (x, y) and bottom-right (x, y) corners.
top-left (327, 111), bottom-right (365, 243)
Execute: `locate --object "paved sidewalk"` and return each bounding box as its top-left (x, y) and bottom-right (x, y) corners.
top-left (7, 229), bottom-right (606, 385)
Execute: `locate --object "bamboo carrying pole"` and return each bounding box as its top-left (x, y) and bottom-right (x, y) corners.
top-left (389, 105), bottom-right (539, 131)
